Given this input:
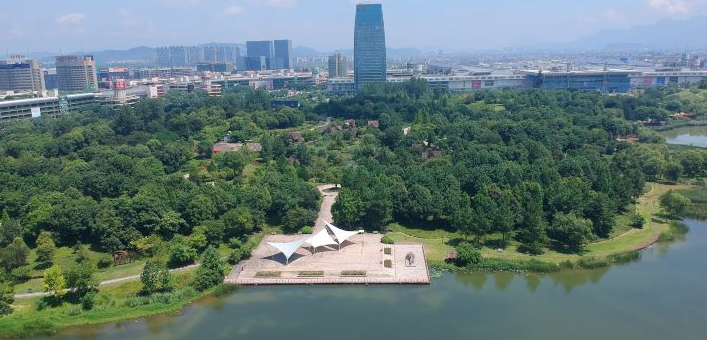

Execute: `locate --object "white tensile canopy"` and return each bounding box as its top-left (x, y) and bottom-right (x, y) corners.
top-left (305, 229), bottom-right (338, 253)
top-left (266, 237), bottom-right (309, 264)
top-left (325, 221), bottom-right (359, 248)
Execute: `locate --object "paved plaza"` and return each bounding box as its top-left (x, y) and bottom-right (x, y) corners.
top-left (226, 233), bottom-right (429, 285)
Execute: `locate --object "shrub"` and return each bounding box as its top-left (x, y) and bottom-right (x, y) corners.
top-left (300, 226), bottom-right (313, 234)
top-left (576, 257), bottom-right (608, 269)
top-left (227, 237), bottom-right (244, 250)
top-left (227, 248), bottom-right (251, 265)
top-left (559, 260), bottom-right (575, 269)
top-left (380, 235), bottom-right (394, 245)
top-left (80, 291), bottom-right (96, 310)
top-left (298, 271), bottom-right (324, 277)
top-left (255, 271), bottom-right (281, 277)
top-left (384, 247), bottom-right (392, 255)
top-left (341, 270), bottom-right (366, 276)
top-left (65, 304), bottom-right (82, 316)
top-left (11, 265), bottom-right (33, 283)
top-left (35, 297), bottom-right (49, 311)
top-left (168, 243), bottom-right (197, 268)
top-left (607, 251), bottom-right (640, 264)
top-left (472, 258), bottom-right (559, 273)
top-left (72, 243), bottom-right (91, 264)
top-left (630, 213), bottom-right (645, 229)
top-left (384, 259), bottom-right (393, 268)
top-left (455, 243), bottom-right (482, 266)
top-left (96, 256), bottom-right (113, 269)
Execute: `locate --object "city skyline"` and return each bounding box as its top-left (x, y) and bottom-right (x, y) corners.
top-left (3, 0), bottom-right (707, 53)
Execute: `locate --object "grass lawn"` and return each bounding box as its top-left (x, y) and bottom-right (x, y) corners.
top-left (14, 248), bottom-right (147, 294)
top-left (388, 182), bottom-right (683, 266)
top-left (2, 270), bottom-right (208, 339)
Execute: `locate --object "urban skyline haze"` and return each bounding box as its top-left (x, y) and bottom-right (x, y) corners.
top-left (2, 0), bottom-right (707, 53)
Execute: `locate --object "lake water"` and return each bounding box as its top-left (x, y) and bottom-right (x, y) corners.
top-left (662, 126), bottom-right (707, 147)
top-left (27, 219), bottom-right (707, 340)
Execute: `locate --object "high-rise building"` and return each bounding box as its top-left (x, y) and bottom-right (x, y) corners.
top-left (328, 53), bottom-right (348, 78)
top-left (274, 39), bottom-right (293, 70)
top-left (55, 55), bottom-right (98, 93)
top-left (247, 41), bottom-right (275, 69)
top-left (0, 58), bottom-right (46, 93)
top-left (354, 3), bottom-right (386, 90)
top-left (157, 46), bottom-right (204, 67)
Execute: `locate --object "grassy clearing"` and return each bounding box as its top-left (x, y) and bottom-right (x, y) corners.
top-left (1, 270), bottom-right (210, 339)
top-left (389, 182), bottom-right (686, 269)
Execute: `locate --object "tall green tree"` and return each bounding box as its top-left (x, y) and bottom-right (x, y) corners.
top-left (65, 262), bottom-right (97, 297)
top-left (35, 231), bottom-right (57, 267)
top-left (0, 283), bottom-right (13, 316)
top-left (140, 260), bottom-right (173, 295)
top-left (659, 191), bottom-right (691, 218)
top-left (549, 213), bottom-right (593, 253)
top-left (43, 264), bottom-right (66, 299)
top-left (1, 237), bottom-right (30, 271)
top-left (192, 246), bottom-right (224, 291)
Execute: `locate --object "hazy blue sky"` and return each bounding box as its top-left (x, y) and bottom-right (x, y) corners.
top-left (2, 0), bottom-right (706, 53)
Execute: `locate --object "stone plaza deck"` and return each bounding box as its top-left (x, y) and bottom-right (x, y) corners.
top-left (225, 233), bottom-right (429, 285)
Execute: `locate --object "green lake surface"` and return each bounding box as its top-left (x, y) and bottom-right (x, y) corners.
top-left (26, 219), bottom-right (707, 340)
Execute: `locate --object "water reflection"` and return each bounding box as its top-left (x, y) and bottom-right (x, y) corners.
top-left (661, 127), bottom-right (707, 147)
top-left (453, 271), bottom-right (487, 291)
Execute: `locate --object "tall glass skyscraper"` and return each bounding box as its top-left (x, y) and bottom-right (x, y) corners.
top-left (246, 41), bottom-right (275, 69)
top-left (274, 40), bottom-right (293, 70)
top-left (354, 3), bottom-right (386, 90)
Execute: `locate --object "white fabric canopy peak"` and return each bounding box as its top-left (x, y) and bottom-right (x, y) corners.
top-left (306, 229), bottom-right (338, 249)
top-left (266, 237), bottom-right (309, 264)
top-left (325, 221), bottom-right (359, 245)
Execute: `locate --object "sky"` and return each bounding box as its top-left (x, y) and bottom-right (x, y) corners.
top-left (2, 0), bottom-right (707, 53)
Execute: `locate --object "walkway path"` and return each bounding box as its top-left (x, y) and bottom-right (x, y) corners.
top-left (314, 184), bottom-right (338, 233)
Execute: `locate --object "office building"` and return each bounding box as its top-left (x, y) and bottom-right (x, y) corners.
top-left (55, 55), bottom-right (98, 93)
top-left (0, 58), bottom-right (46, 93)
top-left (157, 46), bottom-right (203, 67)
top-left (0, 93), bottom-right (97, 121)
top-left (274, 40), bottom-right (293, 70)
top-left (328, 53), bottom-right (348, 78)
top-left (247, 41), bottom-right (275, 69)
top-left (354, 3), bottom-right (386, 90)
top-left (97, 67), bottom-right (132, 81)
top-left (532, 71), bottom-right (632, 93)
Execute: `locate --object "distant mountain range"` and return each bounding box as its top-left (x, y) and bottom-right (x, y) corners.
top-left (543, 15), bottom-right (707, 51)
top-left (21, 16), bottom-right (706, 63)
